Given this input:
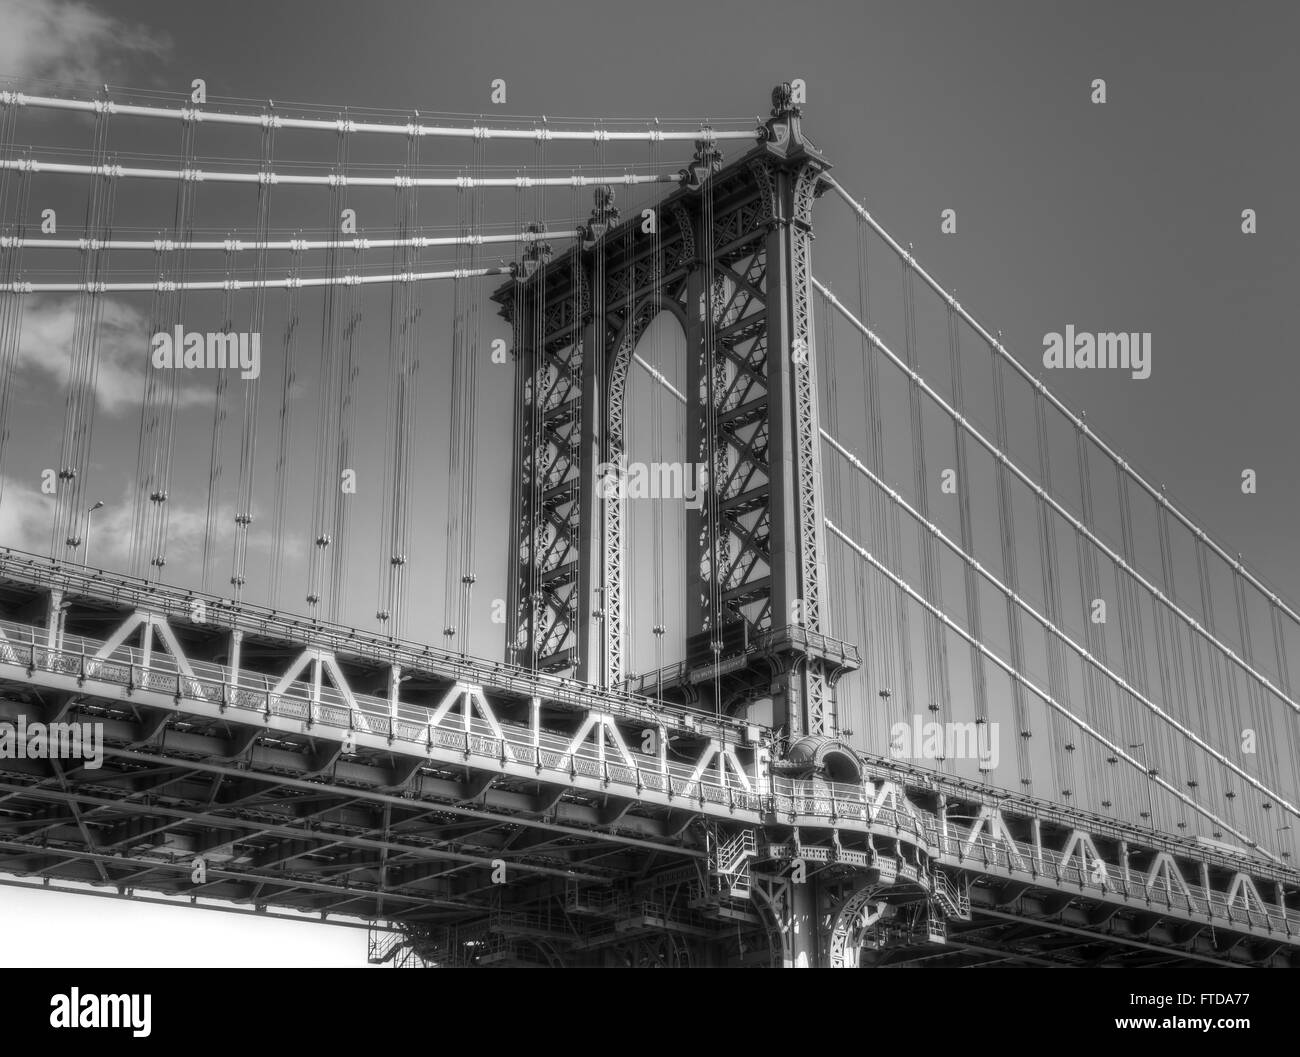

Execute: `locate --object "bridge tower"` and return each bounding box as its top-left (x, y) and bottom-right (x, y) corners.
top-left (494, 84), bottom-right (861, 965)
top-left (494, 83), bottom-right (859, 729)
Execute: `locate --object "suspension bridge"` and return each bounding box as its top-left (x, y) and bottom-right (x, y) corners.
top-left (0, 81), bottom-right (1296, 968)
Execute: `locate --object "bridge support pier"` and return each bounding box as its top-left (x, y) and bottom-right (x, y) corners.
top-left (228, 629), bottom-right (243, 689)
top-left (755, 872), bottom-right (898, 967)
top-left (788, 875), bottom-right (820, 967)
top-left (753, 874), bottom-right (795, 967)
top-left (753, 870), bottom-right (826, 967)
top-left (387, 664), bottom-right (402, 720)
top-left (823, 880), bottom-right (890, 968)
top-left (45, 589), bottom-right (63, 650)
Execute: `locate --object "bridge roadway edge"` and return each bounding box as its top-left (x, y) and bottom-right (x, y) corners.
top-left (0, 556), bottom-right (1296, 966)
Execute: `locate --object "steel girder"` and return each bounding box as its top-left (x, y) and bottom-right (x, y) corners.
top-left (492, 88), bottom-right (858, 753)
top-left (0, 560), bottom-right (1295, 966)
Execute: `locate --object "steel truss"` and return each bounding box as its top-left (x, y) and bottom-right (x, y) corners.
top-left (495, 84), bottom-right (857, 743)
top-left (0, 555), bottom-right (1294, 966)
top-left (2, 83), bottom-right (1297, 969)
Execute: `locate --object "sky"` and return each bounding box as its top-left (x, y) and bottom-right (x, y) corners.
top-left (0, 0), bottom-right (1298, 965)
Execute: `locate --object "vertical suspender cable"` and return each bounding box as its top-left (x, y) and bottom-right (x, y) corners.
top-left (901, 258), bottom-right (944, 767)
top-left (460, 129), bottom-right (485, 653)
top-left (377, 155), bottom-right (404, 632)
top-left (822, 285), bottom-right (851, 717)
top-left (1074, 419), bottom-right (1109, 808)
top-left (141, 113), bottom-right (198, 580)
top-left (268, 241), bottom-right (302, 607)
top-left (1032, 381), bottom-right (1075, 803)
top-left (328, 236), bottom-right (363, 624)
top-left (387, 116), bottom-right (422, 637)
top-left (949, 304), bottom-right (989, 778)
top-left (442, 171), bottom-right (467, 650)
top-left (200, 245), bottom-right (234, 592)
top-left (306, 120), bottom-right (350, 612)
top-left (51, 99), bottom-right (115, 563)
top-left (992, 353), bottom-right (1034, 791)
top-left (852, 213), bottom-right (887, 744)
top-left (0, 101), bottom-right (30, 512)
top-left (1115, 470), bottom-right (1150, 821)
top-left (230, 112), bottom-right (275, 599)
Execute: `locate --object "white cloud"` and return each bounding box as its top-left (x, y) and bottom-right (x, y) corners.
top-left (80, 482), bottom-right (209, 571)
top-left (0, 474), bottom-right (51, 553)
top-left (0, 0), bottom-right (170, 86)
top-left (16, 295), bottom-right (208, 416)
top-left (0, 471), bottom-right (211, 570)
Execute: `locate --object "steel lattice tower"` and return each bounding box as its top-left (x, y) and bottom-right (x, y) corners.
top-left (496, 83), bottom-right (860, 740)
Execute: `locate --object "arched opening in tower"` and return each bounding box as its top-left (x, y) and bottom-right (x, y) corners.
top-left (622, 309), bottom-right (689, 684)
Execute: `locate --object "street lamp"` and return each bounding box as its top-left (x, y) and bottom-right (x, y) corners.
top-left (1129, 742), bottom-right (1155, 833)
top-left (84, 501), bottom-right (105, 567)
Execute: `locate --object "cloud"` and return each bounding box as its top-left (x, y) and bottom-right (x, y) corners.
top-left (0, 475), bottom-right (51, 553)
top-left (0, 472), bottom-right (211, 574)
top-left (0, 0), bottom-right (170, 87)
top-left (81, 483), bottom-right (209, 571)
top-left (16, 295), bottom-right (208, 416)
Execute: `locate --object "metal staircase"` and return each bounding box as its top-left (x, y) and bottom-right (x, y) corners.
top-left (708, 826), bottom-right (757, 898)
top-left (366, 925), bottom-right (404, 965)
top-left (932, 869), bottom-right (971, 921)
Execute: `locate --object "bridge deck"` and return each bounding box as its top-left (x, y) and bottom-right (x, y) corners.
top-left (0, 551), bottom-right (1296, 966)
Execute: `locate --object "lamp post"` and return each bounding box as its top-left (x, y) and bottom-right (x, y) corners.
top-left (84, 500), bottom-right (104, 567)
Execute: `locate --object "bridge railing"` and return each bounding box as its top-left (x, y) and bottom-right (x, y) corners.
top-left (0, 548), bottom-right (753, 745)
top-left (766, 765), bottom-right (1300, 934)
top-left (0, 616), bottom-right (772, 813)
top-left (853, 753), bottom-right (1294, 889)
top-left (11, 554), bottom-right (1288, 875)
top-left (2, 613), bottom-right (1296, 934)
top-left (949, 826), bottom-right (1298, 933)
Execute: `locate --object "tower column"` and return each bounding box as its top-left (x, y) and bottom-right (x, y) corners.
top-left (756, 85), bottom-right (835, 740)
top-left (576, 263), bottom-right (606, 685)
top-left (46, 588), bottom-right (64, 651)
